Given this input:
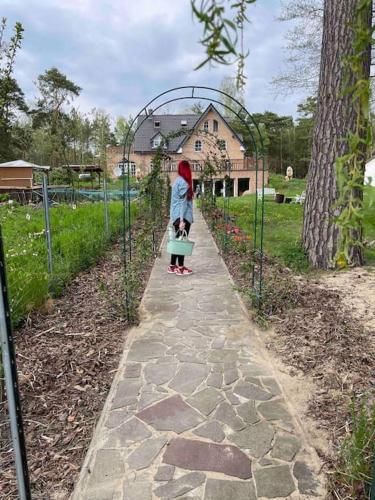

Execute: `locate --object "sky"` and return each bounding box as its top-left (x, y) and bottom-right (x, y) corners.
top-left (3, 0), bottom-right (308, 121)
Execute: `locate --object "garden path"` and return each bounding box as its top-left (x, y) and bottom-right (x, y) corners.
top-left (72, 209), bottom-right (324, 499)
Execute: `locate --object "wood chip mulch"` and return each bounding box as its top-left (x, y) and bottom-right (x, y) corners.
top-left (0, 223), bottom-right (165, 499)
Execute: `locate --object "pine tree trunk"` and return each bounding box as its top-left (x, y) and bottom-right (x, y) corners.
top-left (302, 0), bottom-right (372, 269)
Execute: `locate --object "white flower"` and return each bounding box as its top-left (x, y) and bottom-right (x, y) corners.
top-left (26, 213), bottom-right (31, 221)
top-left (72, 204), bottom-right (77, 210)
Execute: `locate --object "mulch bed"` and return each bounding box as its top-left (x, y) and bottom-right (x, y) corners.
top-left (208, 220), bottom-right (375, 499)
top-left (0, 223), bottom-right (166, 499)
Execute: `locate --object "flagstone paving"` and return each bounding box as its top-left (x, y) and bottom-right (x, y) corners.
top-left (72, 210), bottom-right (325, 499)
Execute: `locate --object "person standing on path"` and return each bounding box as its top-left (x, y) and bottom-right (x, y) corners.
top-left (168, 160), bottom-right (194, 276)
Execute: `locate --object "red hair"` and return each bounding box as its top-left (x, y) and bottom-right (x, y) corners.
top-left (178, 160), bottom-right (193, 200)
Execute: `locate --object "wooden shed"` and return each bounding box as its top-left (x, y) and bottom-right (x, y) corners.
top-left (0, 160), bottom-right (49, 189)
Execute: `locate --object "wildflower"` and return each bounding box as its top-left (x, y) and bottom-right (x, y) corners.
top-left (72, 204), bottom-right (77, 210)
top-left (26, 213), bottom-right (31, 221)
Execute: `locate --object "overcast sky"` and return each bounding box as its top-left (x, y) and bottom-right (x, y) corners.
top-left (3, 0), bottom-right (307, 121)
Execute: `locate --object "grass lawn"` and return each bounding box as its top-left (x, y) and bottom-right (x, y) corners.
top-left (217, 174), bottom-right (375, 271)
top-left (0, 201), bottom-right (133, 325)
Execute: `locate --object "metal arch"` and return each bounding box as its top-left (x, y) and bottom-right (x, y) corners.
top-left (121, 86), bottom-right (266, 312)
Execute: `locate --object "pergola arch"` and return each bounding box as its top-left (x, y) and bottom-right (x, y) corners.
top-left (121, 86), bottom-right (266, 309)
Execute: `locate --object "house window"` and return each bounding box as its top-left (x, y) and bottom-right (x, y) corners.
top-left (213, 119), bottom-right (218, 132)
top-left (217, 139), bottom-right (226, 151)
top-left (192, 162), bottom-right (202, 171)
top-left (154, 120), bottom-right (160, 128)
top-left (195, 140), bottom-right (202, 152)
top-left (152, 134), bottom-right (167, 149)
top-left (117, 161), bottom-right (136, 176)
top-left (203, 121), bottom-right (209, 132)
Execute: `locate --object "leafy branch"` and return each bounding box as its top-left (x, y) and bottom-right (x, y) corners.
top-left (191, 0), bottom-right (256, 88)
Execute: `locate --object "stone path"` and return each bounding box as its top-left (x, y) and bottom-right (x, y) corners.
top-left (72, 210), bottom-right (325, 499)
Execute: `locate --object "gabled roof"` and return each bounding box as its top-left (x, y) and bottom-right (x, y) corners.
top-left (0, 160), bottom-right (50, 170)
top-left (133, 104), bottom-right (244, 153)
top-left (177, 103), bottom-right (245, 150)
top-left (134, 114), bottom-right (199, 152)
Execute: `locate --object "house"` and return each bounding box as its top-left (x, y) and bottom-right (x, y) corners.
top-left (0, 160), bottom-right (49, 189)
top-left (106, 104), bottom-right (269, 196)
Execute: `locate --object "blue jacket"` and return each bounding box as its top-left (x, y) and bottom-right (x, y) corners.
top-left (170, 176), bottom-right (193, 224)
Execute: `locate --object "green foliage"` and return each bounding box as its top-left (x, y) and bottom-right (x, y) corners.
top-left (0, 201), bottom-right (128, 325)
top-left (334, 0), bottom-right (374, 268)
top-left (215, 174), bottom-right (375, 270)
top-left (0, 18), bottom-right (26, 161)
top-left (334, 398), bottom-right (375, 498)
top-left (191, 0), bottom-right (256, 88)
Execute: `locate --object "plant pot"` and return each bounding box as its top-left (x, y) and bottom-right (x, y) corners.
top-left (275, 193), bottom-right (284, 203)
top-left (284, 197), bottom-right (292, 204)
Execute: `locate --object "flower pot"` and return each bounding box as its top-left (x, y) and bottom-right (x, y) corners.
top-left (275, 193), bottom-right (285, 203)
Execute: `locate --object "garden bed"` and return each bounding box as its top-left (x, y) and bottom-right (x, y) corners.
top-left (0, 218), bottom-right (167, 498)
top-left (204, 207), bottom-right (375, 499)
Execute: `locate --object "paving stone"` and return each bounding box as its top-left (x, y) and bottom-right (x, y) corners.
top-left (111, 379), bottom-right (142, 410)
top-left (262, 377), bottom-right (282, 396)
top-left (208, 349), bottom-right (238, 363)
top-left (127, 436), bottom-right (168, 470)
top-left (105, 417), bottom-right (151, 447)
top-left (89, 449), bottom-right (124, 484)
top-left (207, 372), bottom-right (222, 388)
top-left (138, 390), bottom-right (165, 410)
top-left (177, 352), bottom-right (206, 363)
top-left (105, 409), bottom-right (131, 429)
top-left (271, 435), bottom-right (301, 461)
top-left (244, 376), bottom-right (264, 387)
top-left (214, 402), bottom-right (246, 431)
top-left (136, 395), bottom-right (203, 433)
top-left (241, 364), bottom-right (270, 377)
top-left (228, 421), bottom-right (274, 458)
top-left (168, 364), bottom-right (209, 395)
top-left (123, 481), bottom-right (152, 500)
top-left (233, 381), bottom-right (273, 401)
top-left (204, 478), bottom-right (257, 500)
top-left (193, 421), bottom-right (226, 443)
top-left (187, 387), bottom-right (224, 416)
top-left (154, 465), bottom-right (175, 481)
top-left (224, 368), bottom-right (239, 385)
top-left (293, 461), bottom-right (319, 495)
top-left (124, 363), bottom-right (142, 378)
top-left (163, 437), bottom-right (252, 479)
top-left (86, 485), bottom-right (118, 500)
top-left (259, 457), bottom-right (276, 466)
top-left (254, 465), bottom-right (296, 497)
top-left (226, 391), bottom-right (241, 405)
top-left (153, 472), bottom-right (206, 499)
top-left (236, 401), bottom-right (261, 424)
top-left (258, 400), bottom-right (292, 421)
top-left (211, 336), bottom-right (226, 349)
top-left (127, 341), bottom-right (167, 361)
top-left (144, 362), bottom-right (177, 385)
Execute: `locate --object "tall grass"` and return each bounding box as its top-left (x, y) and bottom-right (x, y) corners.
top-left (0, 201), bottom-right (133, 326)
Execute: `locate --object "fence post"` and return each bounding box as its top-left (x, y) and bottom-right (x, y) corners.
top-left (0, 228), bottom-right (31, 499)
top-left (103, 175), bottom-right (109, 237)
top-left (42, 173), bottom-right (53, 274)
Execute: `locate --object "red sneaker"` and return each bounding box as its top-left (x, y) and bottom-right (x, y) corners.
top-left (176, 266), bottom-right (193, 276)
top-left (167, 265), bottom-right (178, 274)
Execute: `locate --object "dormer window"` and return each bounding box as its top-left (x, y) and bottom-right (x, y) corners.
top-left (213, 120), bottom-right (218, 132)
top-left (203, 121), bottom-right (209, 132)
top-left (154, 120), bottom-right (160, 128)
top-left (152, 133), bottom-right (167, 149)
top-left (195, 140), bottom-right (202, 152)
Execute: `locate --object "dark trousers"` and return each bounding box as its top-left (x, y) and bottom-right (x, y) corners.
top-left (170, 218), bottom-right (191, 267)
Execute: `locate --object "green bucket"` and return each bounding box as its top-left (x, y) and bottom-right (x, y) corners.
top-left (167, 228), bottom-right (195, 256)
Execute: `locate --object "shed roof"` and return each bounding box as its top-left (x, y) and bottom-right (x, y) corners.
top-left (0, 160), bottom-right (50, 170)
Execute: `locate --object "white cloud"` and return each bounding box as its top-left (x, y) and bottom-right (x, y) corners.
top-left (4, 0), bottom-right (308, 119)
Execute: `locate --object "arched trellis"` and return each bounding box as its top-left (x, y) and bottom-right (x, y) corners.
top-left (121, 86), bottom-right (266, 318)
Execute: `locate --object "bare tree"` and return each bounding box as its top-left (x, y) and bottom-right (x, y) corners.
top-left (272, 0), bottom-right (323, 95)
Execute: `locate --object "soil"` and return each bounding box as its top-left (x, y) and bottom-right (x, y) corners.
top-left (0, 222), bottom-right (166, 499)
